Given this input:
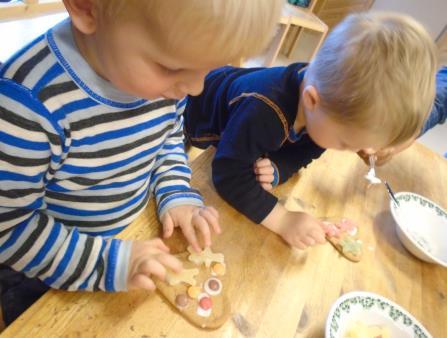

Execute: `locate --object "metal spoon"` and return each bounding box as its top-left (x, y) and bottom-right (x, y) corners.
top-left (384, 181), bottom-right (400, 206)
top-left (364, 155), bottom-right (400, 207)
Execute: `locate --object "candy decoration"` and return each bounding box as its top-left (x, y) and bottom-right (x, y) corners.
top-left (340, 236), bottom-right (362, 257)
top-left (211, 262), bottom-right (226, 276)
top-left (155, 250), bottom-right (230, 329)
top-left (199, 296), bottom-right (212, 310)
top-left (196, 293), bottom-right (213, 317)
top-left (324, 218), bottom-right (363, 262)
top-left (187, 285), bottom-right (202, 299)
top-left (204, 277), bottom-right (222, 296)
top-left (175, 294), bottom-right (189, 309)
top-left (209, 279), bottom-right (219, 291)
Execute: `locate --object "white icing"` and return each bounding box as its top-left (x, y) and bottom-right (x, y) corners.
top-left (196, 307), bottom-right (211, 317)
top-left (347, 227), bottom-right (358, 236)
top-left (365, 170), bottom-right (382, 184)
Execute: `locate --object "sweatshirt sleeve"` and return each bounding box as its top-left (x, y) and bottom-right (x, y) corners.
top-left (421, 66), bottom-right (447, 135)
top-left (212, 97), bottom-right (286, 224)
top-left (0, 79), bottom-right (131, 292)
top-left (266, 137), bottom-right (325, 185)
top-left (149, 97), bottom-right (204, 217)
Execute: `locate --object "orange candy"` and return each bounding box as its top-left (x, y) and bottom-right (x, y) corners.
top-left (212, 263), bottom-right (226, 276)
top-left (187, 286), bottom-right (201, 299)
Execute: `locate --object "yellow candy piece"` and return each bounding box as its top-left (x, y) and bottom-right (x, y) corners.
top-left (212, 263), bottom-right (226, 276)
top-left (187, 286), bottom-right (202, 299)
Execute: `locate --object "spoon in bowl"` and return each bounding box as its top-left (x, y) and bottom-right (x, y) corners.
top-left (364, 155), bottom-right (400, 206)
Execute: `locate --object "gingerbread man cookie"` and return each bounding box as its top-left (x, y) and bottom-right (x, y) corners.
top-left (166, 267), bottom-right (199, 286)
top-left (323, 218), bottom-right (363, 262)
top-left (187, 246), bottom-right (225, 268)
top-left (155, 247), bottom-right (230, 329)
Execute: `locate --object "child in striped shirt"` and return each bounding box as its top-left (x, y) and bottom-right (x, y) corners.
top-left (0, 0), bottom-right (283, 325)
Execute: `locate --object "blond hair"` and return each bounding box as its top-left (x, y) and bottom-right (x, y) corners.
top-left (306, 12), bottom-right (437, 147)
top-left (95, 0), bottom-right (284, 65)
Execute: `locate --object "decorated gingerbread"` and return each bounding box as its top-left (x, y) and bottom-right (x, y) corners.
top-left (323, 218), bottom-right (363, 262)
top-left (155, 246), bottom-right (230, 329)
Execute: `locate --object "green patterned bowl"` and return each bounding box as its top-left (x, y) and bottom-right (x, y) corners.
top-left (325, 291), bottom-right (432, 338)
top-left (390, 192), bottom-right (447, 267)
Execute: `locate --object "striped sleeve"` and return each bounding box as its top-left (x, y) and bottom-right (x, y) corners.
top-left (0, 79), bottom-right (131, 292)
top-left (150, 98), bottom-right (204, 217)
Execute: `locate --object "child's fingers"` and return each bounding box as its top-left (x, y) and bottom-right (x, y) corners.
top-left (193, 214), bottom-right (212, 247)
top-left (321, 222), bottom-right (339, 237)
top-left (149, 238), bottom-right (170, 252)
top-left (254, 165), bottom-right (274, 175)
top-left (260, 183), bottom-right (273, 191)
top-left (256, 166), bottom-right (274, 175)
top-left (156, 252), bottom-right (183, 273)
top-left (293, 240), bottom-right (307, 250)
top-left (199, 208), bottom-right (221, 234)
top-left (255, 158), bottom-right (271, 168)
top-left (139, 259), bottom-right (167, 281)
top-left (129, 274), bottom-right (156, 291)
top-left (205, 206), bottom-right (219, 219)
top-left (162, 215), bottom-right (175, 239)
top-left (181, 223), bottom-right (201, 252)
top-left (257, 174), bottom-right (274, 183)
top-left (310, 229), bottom-right (326, 244)
top-left (302, 236), bottom-right (316, 246)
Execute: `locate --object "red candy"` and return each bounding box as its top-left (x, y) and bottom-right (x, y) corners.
top-left (199, 296), bottom-right (212, 310)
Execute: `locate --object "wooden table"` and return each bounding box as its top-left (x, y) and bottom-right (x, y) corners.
top-left (2, 143), bottom-right (447, 338)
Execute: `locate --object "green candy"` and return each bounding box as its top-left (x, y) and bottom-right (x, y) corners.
top-left (340, 236), bottom-right (362, 256)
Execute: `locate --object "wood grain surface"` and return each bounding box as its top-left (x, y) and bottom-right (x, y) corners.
top-left (1, 143), bottom-right (446, 338)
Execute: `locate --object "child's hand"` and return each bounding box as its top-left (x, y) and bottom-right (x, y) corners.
top-left (278, 211), bottom-right (327, 249)
top-left (254, 157), bottom-right (275, 191)
top-left (357, 149), bottom-right (394, 166)
top-left (161, 205), bottom-right (221, 252)
top-left (357, 138), bottom-right (416, 166)
top-left (128, 238), bottom-right (182, 291)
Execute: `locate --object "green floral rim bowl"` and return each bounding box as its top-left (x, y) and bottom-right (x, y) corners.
top-left (390, 192), bottom-right (447, 268)
top-left (325, 291), bottom-right (432, 338)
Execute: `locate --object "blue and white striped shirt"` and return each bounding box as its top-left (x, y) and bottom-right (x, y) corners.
top-left (0, 19), bottom-right (203, 292)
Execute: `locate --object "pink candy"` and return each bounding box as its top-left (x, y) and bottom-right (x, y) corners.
top-left (323, 218), bottom-right (357, 238)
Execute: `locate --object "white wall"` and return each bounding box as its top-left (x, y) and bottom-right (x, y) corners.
top-left (0, 13), bottom-right (68, 62)
top-left (372, 0), bottom-right (447, 39)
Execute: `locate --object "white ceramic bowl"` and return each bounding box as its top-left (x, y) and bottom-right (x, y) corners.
top-left (389, 192), bottom-right (447, 267)
top-left (325, 291), bottom-right (432, 338)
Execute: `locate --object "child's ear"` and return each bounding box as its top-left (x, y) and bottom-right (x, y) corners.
top-left (302, 85), bottom-right (320, 112)
top-left (63, 0), bottom-right (98, 35)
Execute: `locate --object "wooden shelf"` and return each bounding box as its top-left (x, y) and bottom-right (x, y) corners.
top-left (0, 0), bottom-right (65, 22)
top-left (244, 3), bottom-right (328, 67)
top-left (281, 3), bottom-right (328, 33)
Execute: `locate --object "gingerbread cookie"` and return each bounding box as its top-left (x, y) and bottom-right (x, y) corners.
top-left (155, 246), bottom-right (230, 329)
top-left (323, 218), bottom-right (363, 262)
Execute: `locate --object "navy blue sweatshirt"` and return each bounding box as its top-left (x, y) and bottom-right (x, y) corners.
top-left (184, 64), bottom-right (325, 223)
top-left (184, 64), bottom-right (447, 224)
